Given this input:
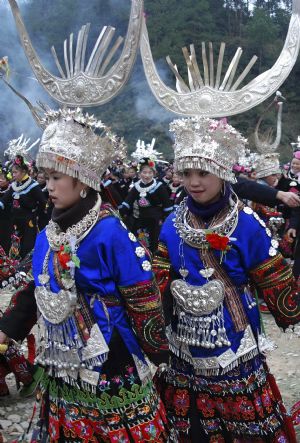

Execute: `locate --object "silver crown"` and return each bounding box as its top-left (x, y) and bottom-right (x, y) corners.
top-left (170, 117), bottom-right (247, 183)
top-left (254, 93), bottom-right (284, 179)
top-left (236, 149), bottom-right (259, 172)
top-left (254, 153), bottom-right (281, 179)
top-left (140, 0), bottom-right (300, 117)
top-left (37, 108), bottom-right (126, 191)
top-left (4, 134), bottom-right (40, 162)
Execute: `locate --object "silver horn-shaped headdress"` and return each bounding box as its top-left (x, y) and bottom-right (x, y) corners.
top-left (254, 92), bottom-right (284, 179)
top-left (4, 134), bottom-right (40, 163)
top-left (8, 0), bottom-right (143, 107)
top-left (140, 0), bottom-right (300, 117)
top-left (132, 138), bottom-right (167, 163)
top-left (254, 91), bottom-right (284, 154)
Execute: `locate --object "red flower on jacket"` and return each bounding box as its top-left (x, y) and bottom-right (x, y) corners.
top-left (58, 245), bottom-right (71, 270)
top-left (206, 233), bottom-right (230, 251)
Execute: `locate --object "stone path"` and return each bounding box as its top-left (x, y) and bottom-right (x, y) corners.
top-left (0, 290), bottom-right (299, 441)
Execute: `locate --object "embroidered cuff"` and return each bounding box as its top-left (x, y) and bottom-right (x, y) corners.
top-left (250, 253), bottom-right (300, 329)
top-left (119, 278), bottom-right (168, 356)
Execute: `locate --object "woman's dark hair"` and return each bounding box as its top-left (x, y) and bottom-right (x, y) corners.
top-left (12, 155), bottom-right (29, 173)
top-left (139, 157), bottom-right (156, 172)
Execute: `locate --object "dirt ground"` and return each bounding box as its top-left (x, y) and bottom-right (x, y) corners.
top-left (0, 290), bottom-right (299, 442)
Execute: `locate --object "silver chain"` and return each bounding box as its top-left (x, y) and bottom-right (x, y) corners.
top-left (46, 195), bottom-right (102, 251)
top-left (174, 193), bottom-right (239, 249)
top-left (134, 179), bottom-right (157, 196)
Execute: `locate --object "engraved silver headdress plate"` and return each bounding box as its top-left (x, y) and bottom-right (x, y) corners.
top-left (8, 0), bottom-right (143, 107)
top-left (4, 134), bottom-right (40, 162)
top-left (140, 1), bottom-right (300, 118)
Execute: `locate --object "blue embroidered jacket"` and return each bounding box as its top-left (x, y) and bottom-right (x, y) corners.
top-left (32, 211), bottom-right (168, 370)
top-left (153, 204), bottom-right (300, 372)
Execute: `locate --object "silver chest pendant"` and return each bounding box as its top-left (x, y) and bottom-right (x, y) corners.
top-left (171, 279), bottom-right (231, 349)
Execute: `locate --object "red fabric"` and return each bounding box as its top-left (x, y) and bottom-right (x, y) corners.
top-left (267, 372), bottom-right (297, 443)
top-left (26, 333), bottom-right (36, 365)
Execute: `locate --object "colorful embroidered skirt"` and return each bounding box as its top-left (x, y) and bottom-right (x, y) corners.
top-left (155, 353), bottom-right (297, 443)
top-left (30, 371), bottom-right (176, 443)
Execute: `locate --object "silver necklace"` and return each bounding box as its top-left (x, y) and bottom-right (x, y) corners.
top-left (135, 179), bottom-right (157, 197)
top-left (46, 195), bottom-right (102, 251)
top-left (174, 193), bottom-right (239, 250)
top-left (11, 177), bottom-right (33, 197)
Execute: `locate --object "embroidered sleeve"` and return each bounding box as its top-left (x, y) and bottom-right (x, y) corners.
top-left (0, 281), bottom-right (37, 341)
top-left (152, 241), bottom-right (171, 296)
top-left (119, 188), bottom-right (138, 216)
top-left (118, 278), bottom-right (169, 357)
top-left (250, 253), bottom-right (300, 330)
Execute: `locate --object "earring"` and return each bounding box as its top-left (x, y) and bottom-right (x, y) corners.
top-left (80, 188), bottom-right (87, 199)
top-left (221, 182), bottom-right (226, 196)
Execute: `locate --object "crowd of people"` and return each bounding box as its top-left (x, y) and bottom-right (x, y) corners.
top-left (0, 129), bottom-right (299, 442)
top-left (1, 143), bottom-right (300, 268)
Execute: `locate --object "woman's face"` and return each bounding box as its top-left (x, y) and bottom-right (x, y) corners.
top-left (128, 168), bottom-right (136, 179)
top-left (291, 158), bottom-right (300, 174)
top-left (12, 166), bottom-right (26, 182)
top-left (263, 173), bottom-right (280, 188)
top-left (139, 166), bottom-right (154, 184)
top-left (172, 173), bottom-right (182, 186)
top-left (45, 169), bottom-right (87, 209)
top-left (0, 174), bottom-right (9, 189)
top-left (37, 172), bottom-right (46, 186)
top-left (165, 169), bottom-right (173, 180)
top-left (183, 169), bottom-right (223, 205)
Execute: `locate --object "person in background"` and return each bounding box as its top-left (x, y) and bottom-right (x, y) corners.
top-left (0, 166), bottom-right (12, 254)
top-left (120, 157), bottom-right (173, 253)
top-left (168, 171), bottom-right (184, 204)
top-left (277, 151), bottom-right (300, 222)
top-left (28, 161), bottom-right (39, 180)
top-left (0, 155), bottom-right (46, 258)
top-left (161, 167), bottom-right (173, 186)
top-left (101, 168), bottom-right (123, 209)
top-left (118, 166), bottom-right (138, 199)
top-left (277, 152), bottom-right (300, 259)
